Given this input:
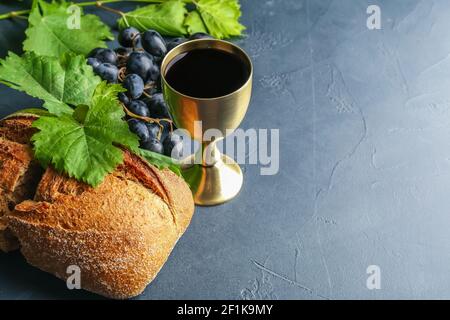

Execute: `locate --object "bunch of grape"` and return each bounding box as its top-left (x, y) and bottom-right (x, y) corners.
top-left (87, 28), bottom-right (213, 158)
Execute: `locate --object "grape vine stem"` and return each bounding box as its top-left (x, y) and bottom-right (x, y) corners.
top-left (0, 9), bottom-right (30, 20)
top-left (0, 0), bottom-right (190, 20)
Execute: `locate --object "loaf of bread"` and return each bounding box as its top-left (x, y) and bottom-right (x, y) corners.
top-left (0, 114), bottom-right (195, 299)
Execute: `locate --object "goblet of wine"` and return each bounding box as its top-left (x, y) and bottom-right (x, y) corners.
top-left (160, 39), bottom-right (253, 206)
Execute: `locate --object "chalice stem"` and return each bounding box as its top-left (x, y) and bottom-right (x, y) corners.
top-left (200, 140), bottom-right (222, 167)
top-left (182, 138), bottom-right (243, 206)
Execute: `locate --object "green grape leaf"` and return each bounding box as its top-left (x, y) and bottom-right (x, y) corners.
top-left (184, 10), bottom-right (207, 35)
top-left (118, 0), bottom-right (187, 36)
top-left (31, 82), bottom-right (140, 187)
top-left (196, 0), bottom-right (245, 39)
top-left (0, 52), bottom-right (101, 116)
top-left (24, 0), bottom-right (112, 57)
top-left (138, 148), bottom-right (182, 177)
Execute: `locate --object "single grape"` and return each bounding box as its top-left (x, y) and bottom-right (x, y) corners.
top-left (189, 32), bottom-right (214, 40)
top-left (128, 119), bottom-right (150, 142)
top-left (141, 30), bottom-right (167, 58)
top-left (90, 48), bottom-right (117, 65)
top-left (167, 37), bottom-right (187, 51)
top-left (146, 64), bottom-right (160, 82)
top-left (118, 92), bottom-right (130, 105)
top-left (160, 120), bottom-right (173, 141)
top-left (147, 93), bottom-right (170, 118)
top-left (123, 74), bottom-right (144, 99)
top-left (126, 51), bottom-right (155, 81)
top-left (141, 138), bottom-right (164, 154)
top-left (146, 122), bottom-right (161, 139)
top-left (163, 132), bottom-right (183, 158)
top-left (127, 100), bottom-right (150, 117)
top-left (88, 47), bottom-right (103, 58)
top-left (118, 27), bottom-right (141, 47)
top-left (94, 63), bottom-right (118, 83)
top-left (87, 57), bottom-right (100, 69)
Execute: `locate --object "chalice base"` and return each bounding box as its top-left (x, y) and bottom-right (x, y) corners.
top-left (181, 154), bottom-right (243, 206)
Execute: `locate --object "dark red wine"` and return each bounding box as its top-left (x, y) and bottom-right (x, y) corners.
top-left (165, 48), bottom-right (250, 98)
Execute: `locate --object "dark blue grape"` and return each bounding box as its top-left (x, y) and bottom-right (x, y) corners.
top-left (126, 51), bottom-right (155, 81)
top-left (189, 32), bottom-right (214, 40)
top-left (160, 120), bottom-right (173, 141)
top-left (146, 122), bottom-right (160, 139)
top-left (146, 64), bottom-right (160, 82)
top-left (141, 30), bottom-right (167, 58)
top-left (123, 74), bottom-right (144, 99)
top-left (88, 47), bottom-right (103, 58)
top-left (90, 48), bottom-right (117, 65)
top-left (147, 93), bottom-right (170, 118)
top-left (141, 138), bottom-right (164, 154)
top-left (128, 119), bottom-right (150, 141)
top-left (118, 92), bottom-right (130, 105)
top-left (127, 100), bottom-right (150, 117)
top-left (167, 37), bottom-right (187, 51)
top-left (118, 27), bottom-right (141, 47)
top-left (87, 57), bottom-right (100, 68)
top-left (94, 63), bottom-right (118, 83)
top-left (163, 132), bottom-right (183, 158)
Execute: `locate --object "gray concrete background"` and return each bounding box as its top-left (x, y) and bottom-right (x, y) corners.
top-left (0, 0), bottom-right (449, 299)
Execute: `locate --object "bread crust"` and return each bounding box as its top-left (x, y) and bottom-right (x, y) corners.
top-left (0, 116), bottom-right (42, 252)
top-left (7, 150), bottom-right (195, 299)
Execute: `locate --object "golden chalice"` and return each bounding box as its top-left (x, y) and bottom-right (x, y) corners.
top-left (161, 39), bottom-right (253, 206)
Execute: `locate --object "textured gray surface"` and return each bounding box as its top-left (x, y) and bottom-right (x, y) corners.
top-left (0, 0), bottom-right (450, 299)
